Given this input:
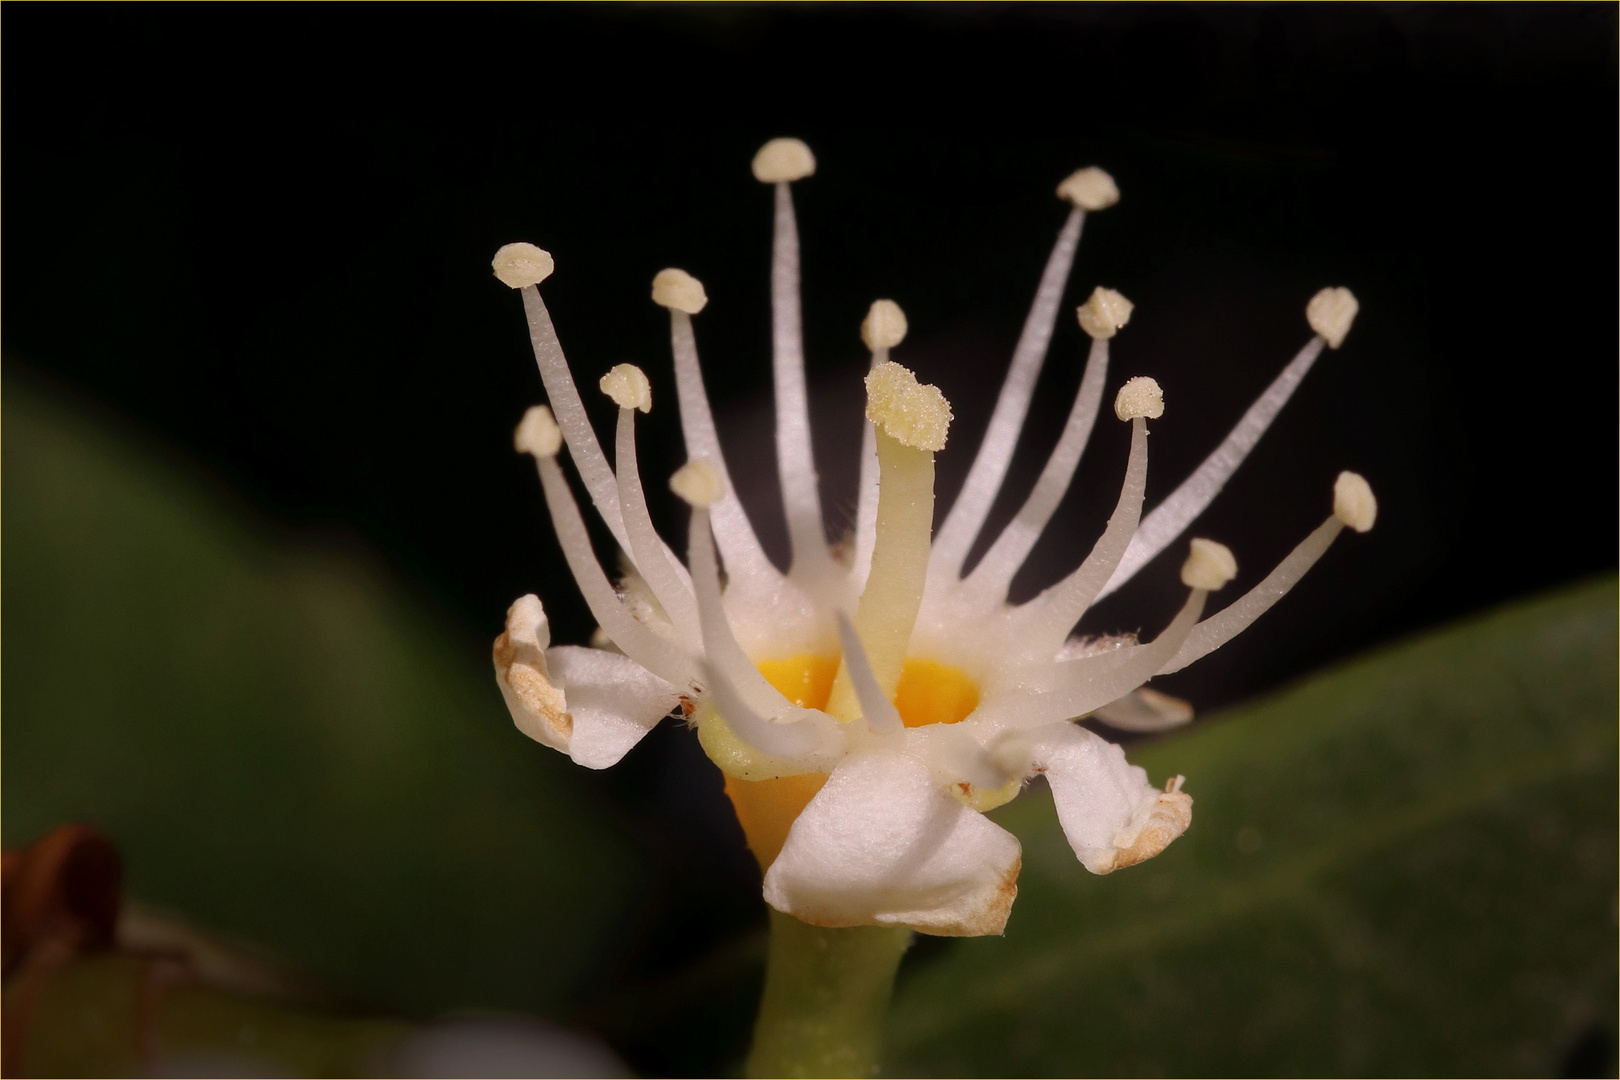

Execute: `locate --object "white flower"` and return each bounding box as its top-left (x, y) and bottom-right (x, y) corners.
top-left (491, 140), bottom-right (1377, 937)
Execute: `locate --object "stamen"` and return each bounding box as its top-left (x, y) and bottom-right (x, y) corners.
top-left (669, 459), bottom-right (726, 509)
top-left (504, 254), bottom-right (632, 555)
top-left (962, 327), bottom-right (1112, 602)
top-left (851, 301), bottom-right (909, 589)
top-left (660, 272), bottom-right (782, 590)
top-left (1019, 381), bottom-right (1159, 656)
top-left (518, 417), bottom-right (695, 691)
top-left (652, 268), bottom-right (708, 315)
top-left (1333, 469), bottom-right (1378, 532)
top-left (492, 242), bottom-right (555, 288)
top-left (1056, 167), bottom-right (1121, 210)
top-left (826, 364), bottom-right (952, 717)
top-left (1306, 287), bottom-right (1360, 349)
top-left (514, 404), bottom-right (563, 457)
top-left (995, 583), bottom-right (1211, 732)
top-left (600, 363), bottom-right (653, 413)
top-left (832, 613), bottom-right (903, 732)
top-left (931, 174), bottom-right (1105, 579)
top-left (1114, 375), bottom-right (1164, 420)
top-left (1158, 473), bottom-right (1376, 674)
top-left (991, 538), bottom-right (1231, 730)
top-left (605, 370), bottom-right (699, 643)
top-left (860, 299), bottom-right (908, 355)
top-left (679, 472), bottom-right (835, 759)
top-left (1075, 285), bottom-right (1134, 340)
top-left (751, 138), bottom-right (816, 183)
top-left (758, 140), bottom-right (833, 579)
top-left (1096, 286), bottom-right (1356, 600)
top-left (1181, 537), bottom-right (1237, 591)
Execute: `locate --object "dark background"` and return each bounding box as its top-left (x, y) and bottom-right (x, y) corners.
top-left (5, 3), bottom-right (1616, 1070)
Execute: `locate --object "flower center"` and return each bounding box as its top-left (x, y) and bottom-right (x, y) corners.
top-left (758, 654), bottom-right (979, 728)
top-left (723, 654), bottom-right (982, 871)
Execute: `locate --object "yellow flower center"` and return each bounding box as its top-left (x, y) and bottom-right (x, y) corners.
top-left (724, 654), bottom-right (981, 869)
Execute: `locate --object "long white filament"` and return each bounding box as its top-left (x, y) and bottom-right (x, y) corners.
top-left (521, 286), bottom-right (630, 553)
top-left (1097, 335), bottom-right (1327, 599)
top-left (669, 310), bottom-right (782, 590)
top-left (1158, 515), bottom-right (1345, 674)
top-left (993, 589), bottom-right (1208, 731)
top-left (1020, 416), bottom-right (1150, 655)
top-left (963, 336), bottom-right (1111, 602)
top-left (930, 207), bottom-right (1085, 579)
top-left (534, 457), bottom-right (695, 690)
top-left (686, 505), bottom-right (833, 757)
top-left (833, 613), bottom-right (903, 734)
top-left (848, 345), bottom-right (888, 591)
top-left (613, 409), bottom-right (699, 643)
top-left (772, 181), bottom-right (833, 578)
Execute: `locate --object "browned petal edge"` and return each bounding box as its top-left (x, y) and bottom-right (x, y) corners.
top-left (493, 624), bottom-right (573, 742)
top-left (924, 853), bottom-right (1022, 938)
top-left (784, 854), bottom-right (1023, 939)
top-left (1112, 785), bottom-right (1195, 872)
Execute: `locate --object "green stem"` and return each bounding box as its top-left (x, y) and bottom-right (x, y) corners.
top-left (745, 911), bottom-right (912, 1078)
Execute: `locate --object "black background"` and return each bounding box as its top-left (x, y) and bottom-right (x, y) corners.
top-left (4, 4), bottom-right (1616, 1070)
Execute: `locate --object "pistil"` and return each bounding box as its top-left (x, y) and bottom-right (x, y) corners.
top-left (825, 362), bottom-right (952, 722)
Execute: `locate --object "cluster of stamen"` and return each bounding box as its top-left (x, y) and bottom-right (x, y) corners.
top-left (490, 138), bottom-right (1375, 935)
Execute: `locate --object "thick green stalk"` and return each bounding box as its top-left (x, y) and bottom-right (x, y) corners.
top-left (746, 911), bottom-right (913, 1078)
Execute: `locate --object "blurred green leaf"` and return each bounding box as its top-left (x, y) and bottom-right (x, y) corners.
top-left (888, 576), bottom-right (1617, 1076)
top-left (2, 373), bottom-right (646, 1017)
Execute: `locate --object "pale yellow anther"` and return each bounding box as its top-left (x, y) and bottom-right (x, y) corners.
top-left (492, 243), bottom-right (555, 289)
top-left (1181, 538), bottom-right (1237, 591)
top-left (1077, 287), bottom-right (1134, 340)
top-left (1113, 375), bottom-right (1164, 420)
top-left (599, 364), bottom-right (652, 413)
top-left (865, 361), bottom-right (952, 452)
top-left (1056, 167), bottom-right (1120, 210)
top-left (514, 405), bottom-right (563, 458)
top-left (861, 299), bottom-right (908, 351)
top-left (1333, 470), bottom-right (1378, 533)
top-left (670, 459), bottom-right (726, 508)
top-left (751, 138), bottom-right (816, 183)
top-left (1306, 287), bottom-right (1359, 349)
top-left (652, 268), bottom-right (708, 314)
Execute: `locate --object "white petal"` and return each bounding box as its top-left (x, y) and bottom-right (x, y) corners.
top-left (1033, 723), bottom-right (1192, 875)
top-left (762, 750), bottom-right (1021, 937)
top-left (1092, 688), bottom-right (1195, 733)
top-left (544, 646), bottom-right (682, 770)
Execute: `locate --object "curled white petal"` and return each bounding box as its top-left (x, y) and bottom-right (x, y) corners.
top-left (493, 596), bottom-right (680, 769)
top-left (494, 595), bottom-right (569, 751)
top-left (1033, 724), bottom-right (1191, 875)
top-left (1092, 688), bottom-right (1194, 733)
top-left (763, 749), bottom-right (1022, 937)
top-left (545, 646), bottom-right (682, 769)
